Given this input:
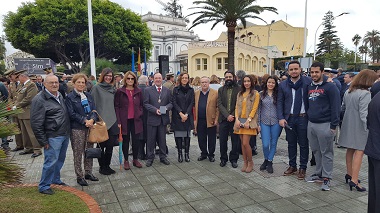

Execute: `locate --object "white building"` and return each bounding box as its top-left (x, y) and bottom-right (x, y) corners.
top-left (5, 50), bottom-right (34, 69)
top-left (141, 12), bottom-right (199, 75)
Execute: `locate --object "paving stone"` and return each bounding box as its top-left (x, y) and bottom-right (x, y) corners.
top-left (308, 189), bottom-right (350, 204)
top-left (161, 171), bottom-right (189, 181)
top-left (100, 203), bottom-right (123, 213)
top-left (308, 205), bottom-right (348, 213)
top-left (357, 195), bottom-right (368, 204)
top-left (332, 186), bottom-right (369, 199)
top-left (261, 198), bottom-right (304, 213)
top-left (264, 182), bottom-right (304, 198)
top-left (228, 179), bottom-right (259, 191)
top-left (333, 198), bottom-right (368, 213)
top-left (158, 204), bottom-right (197, 213)
top-left (170, 178), bottom-right (201, 190)
top-left (120, 196), bottom-right (157, 213)
top-left (80, 182), bottom-right (114, 195)
top-left (110, 176), bottom-right (140, 189)
top-left (143, 182), bottom-right (176, 196)
top-left (218, 192), bottom-right (255, 209)
top-left (115, 186), bottom-right (148, 201)
top-left (178, 186), bottom-right (213, 202)
top-left (150, 191), bottom-right (187, 208)
top-left (189, 197), bottom-right (230, 213)
top-left (286, 193), bottom-right (328, 210)
top-left (244, 187), bottom-right (281, 203)
top-left (233, 204), bottom-right (272, 213)
top-left (205, 183), bottom-right (238, 197)
top-left (90, 191), bottom-right (118, 205)
top-left (192, 173), bottom-right (224, 186)
top-left (214, 170), bottom-right (246, 181)
top-left (138, 173), bottom-right (167, 186)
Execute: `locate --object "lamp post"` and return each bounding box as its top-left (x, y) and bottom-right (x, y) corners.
top-left (303, 0), bottom-right (307, 57)
top-left (313, 12), bottom-right (349, 60)
top-left (87, 0), bottom-right (96, 78)
top-left (267, 20), bottom-right (275, 75)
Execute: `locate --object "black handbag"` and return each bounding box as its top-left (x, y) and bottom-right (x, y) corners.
top-left (85, 146), bottom-right (102, 159)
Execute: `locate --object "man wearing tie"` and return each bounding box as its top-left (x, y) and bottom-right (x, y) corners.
top-left (144, 72), bottom-right (173, 167)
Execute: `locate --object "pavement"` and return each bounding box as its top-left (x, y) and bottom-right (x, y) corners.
top-left (7, 132), bottom-right (369, 213)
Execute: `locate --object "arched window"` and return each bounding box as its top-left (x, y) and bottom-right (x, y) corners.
top-left (167, 46), bottom-right (172, 57)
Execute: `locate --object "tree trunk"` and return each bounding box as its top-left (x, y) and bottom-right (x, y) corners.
top-left (227, 22), bottom-right (236, 73)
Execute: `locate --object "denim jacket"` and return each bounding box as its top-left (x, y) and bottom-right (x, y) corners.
top-left (65, 90), bottom-right (98, 130)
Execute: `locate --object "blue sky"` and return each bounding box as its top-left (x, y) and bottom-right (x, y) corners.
top-left (1, 0), bottom-right (377, 56)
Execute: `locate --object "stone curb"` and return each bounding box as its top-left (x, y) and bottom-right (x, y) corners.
top-left (3, 183), bottom-right (102, 213)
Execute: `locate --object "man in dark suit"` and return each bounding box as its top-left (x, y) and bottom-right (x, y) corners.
top-left (144, 72), bottom-right (173, 167)
top-left (277, 60), bottom-right (311, 180)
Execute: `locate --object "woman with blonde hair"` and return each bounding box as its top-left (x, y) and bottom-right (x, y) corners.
top-left (191, 76), bottom-right (201, 92)
top-left (339, 69), bottom-right (378, 191)
top-left (66, 73), bottom-right (98, 186)
top-left (234, 75), bottom-right (260, 173)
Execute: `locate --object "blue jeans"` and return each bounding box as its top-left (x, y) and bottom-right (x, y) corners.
top-left (39, 136), bottom-right (69, 192)
top-left (285, 116), bottom-right (309, 170)
top-left (260, 123), bottom-right (282, 161)
top-left (1, 137), bottom-right (9, 149)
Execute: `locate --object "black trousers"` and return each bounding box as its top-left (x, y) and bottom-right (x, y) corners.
top-left (368, 156), bottom-right (380, 213)
top-left (197, 119), bottom-right (216, 157)
top-left (147, 124), bottom-right (167, 160)
top-left (97, 135), bottom-right (116, 169)
top-left (121, 119), bottom-right (139, 160)
top-left (219, 120), bottom-right (239, 162)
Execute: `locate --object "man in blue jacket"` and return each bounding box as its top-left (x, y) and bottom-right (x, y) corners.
top-left (277, 60), bottom-right (311, 180)
top-left (305, 62), bottom-right (340, 191)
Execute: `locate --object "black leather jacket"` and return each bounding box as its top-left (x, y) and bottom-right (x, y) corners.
top-left (31, 89), bottom-right (71, 146)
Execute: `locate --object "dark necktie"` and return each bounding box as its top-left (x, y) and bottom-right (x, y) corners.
top-left (158, 87), bottom-right (161, 93)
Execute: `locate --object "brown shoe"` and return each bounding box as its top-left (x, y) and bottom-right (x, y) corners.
top-left (297, 169), bottom-right (306, 180)
top-left (133, 159), bottom-right (142, 168)
top-left (283, 166), bottom-right (297, 176)
top-left (123, 160), bottom-right (130, 170)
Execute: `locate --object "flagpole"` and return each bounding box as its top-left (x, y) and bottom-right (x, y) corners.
top-left (87, 0), bottom-right (96, 77)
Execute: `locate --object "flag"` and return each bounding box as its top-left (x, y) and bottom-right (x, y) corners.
top-left (131, 47), bottom-right (135, 73)
top-left (144, 48), bottom-right (147, 75)
top-left (137, 47), bottom-right (141, 76)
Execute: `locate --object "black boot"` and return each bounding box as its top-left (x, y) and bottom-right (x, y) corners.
top-left (266, 161), bottom-right (273, 173)
top-left (175, 138), bottom-right (183, 163)
top-left (184, 137), bottom-right (190, 162)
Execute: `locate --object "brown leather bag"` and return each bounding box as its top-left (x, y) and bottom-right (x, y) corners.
top-left (88, 110), bottom-right (109, 143)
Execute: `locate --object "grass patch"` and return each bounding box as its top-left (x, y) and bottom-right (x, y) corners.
top-left (0, 187), bottom-right (89, 213)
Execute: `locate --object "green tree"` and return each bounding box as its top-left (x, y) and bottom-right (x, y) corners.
top-left (187, 0), bottom-right (277, 72)
top-left (3, 0), bottom-right (152, 73)
top-left (352, 34), bottom-right (361, 63)
top-left (316, 11), bottom-right (342, 57)
top-left (359, 45), bottom-right (369, 62)
top-left (0, 36), bottom-right (5, 60)
top-left (363, 30), bottom-right (380, 63)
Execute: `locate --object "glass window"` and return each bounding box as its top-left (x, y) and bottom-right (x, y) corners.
top-left (224, 57), bottom-right (228, 70)
top-left (167, 46), bottom-right (172, 57)
top-left (216, 58), bottom-right (222, 70)
top-left (196, 58), bottom-right (201, 71)
top-left (155, 46), bottom-right (160, 61)
top-left (202, 58), bottom-right (207, 71)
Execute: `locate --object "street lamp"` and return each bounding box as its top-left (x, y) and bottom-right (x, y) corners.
top-left (313, 12), bottom-right (349, 60)
top-left (267, 20), bottom-right (275, 75)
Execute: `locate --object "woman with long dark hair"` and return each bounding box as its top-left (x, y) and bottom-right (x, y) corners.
top-left (234, 75), bottom-right (260, 173)
top-left (114, 71), bottom-right (143, 170)
top-left (172, 73), bottom-right (195, 162)
top-left (339, 69), bottom-right (378, 191)
top-left (258, 75), bottom-right (282, 173)
top-left (91, 68), bottom-right (117, 176)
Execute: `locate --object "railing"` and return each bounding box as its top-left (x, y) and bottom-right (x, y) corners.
top-left (189, 41), bottom-right (228, 48)
top-left (151, 30), bottom-right (195, 37)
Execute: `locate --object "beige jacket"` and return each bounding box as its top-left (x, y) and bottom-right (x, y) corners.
top-left (194, 88), bottom-right (219, 130)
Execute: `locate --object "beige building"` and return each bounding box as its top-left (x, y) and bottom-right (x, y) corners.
top-left (186, 20), bottom-right (306, 78)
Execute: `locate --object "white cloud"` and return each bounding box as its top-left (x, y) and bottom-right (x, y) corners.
top-left (1, 0), bottom-right (378, 56)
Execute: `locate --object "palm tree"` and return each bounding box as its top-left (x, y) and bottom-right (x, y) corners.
top-left (187, 0), bottom-right (277, 72)
top-left (352, 34), bottom-right (361, 63)
top-left (358, 45), bottom-right (369, 62)
top-left (363, 30), bottom-right (380, 63)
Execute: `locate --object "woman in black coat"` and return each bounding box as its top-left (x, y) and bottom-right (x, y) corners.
top-left (172, 73), bottom-right (194, 162)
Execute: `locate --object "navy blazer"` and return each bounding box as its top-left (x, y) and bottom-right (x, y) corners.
top-left (277, 76), bottom-right (312, 121)
top-left (65, 90), bottom-right (98, 130)
top-left (143, 85), bottom-right (173, 126)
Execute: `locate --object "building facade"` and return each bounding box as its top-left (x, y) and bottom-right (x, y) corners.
top-left (141, 12), bottom-right (199, 75)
